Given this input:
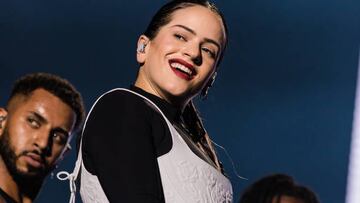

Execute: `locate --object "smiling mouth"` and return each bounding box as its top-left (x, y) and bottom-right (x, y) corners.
top-left (169, 59), bottom-right (196, 80)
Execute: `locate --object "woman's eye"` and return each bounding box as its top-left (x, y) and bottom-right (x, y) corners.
top-left (174, 34), bottom-right (186, 41)
top-left (202, 47), bottom-right (216, 58)
top-left (27, 118), bottom-right (40, 128)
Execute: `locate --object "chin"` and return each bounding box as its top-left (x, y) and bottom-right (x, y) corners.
top-left (17, 167), bottom-right (42, 177)
top-left (15, 163), bottom-right (51, 180)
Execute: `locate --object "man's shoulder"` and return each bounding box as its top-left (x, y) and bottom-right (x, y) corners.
top-left (0, 188), bottom-right (18, 203)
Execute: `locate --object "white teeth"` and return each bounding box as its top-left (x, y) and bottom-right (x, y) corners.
top-left (170, 62), bottom-right (192, 75)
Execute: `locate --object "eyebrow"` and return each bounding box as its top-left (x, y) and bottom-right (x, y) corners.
top-left (172, 24), bottom-right (221, 50)
top-left (31, 111), bottom-right (47, 124)
top-left (30, 111), bottom-right (70, 136)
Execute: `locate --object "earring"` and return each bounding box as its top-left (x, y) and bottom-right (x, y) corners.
top-left (201, 72), bottom-right (217, 99)
top-left (137, 43), bottom-right (146, 53)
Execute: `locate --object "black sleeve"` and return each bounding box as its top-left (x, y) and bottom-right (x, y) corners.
top-left (82, 90), bottom-right (164, 203)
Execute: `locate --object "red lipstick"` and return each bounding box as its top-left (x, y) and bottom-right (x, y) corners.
top-left (169, 58), bottom-right (196, 81)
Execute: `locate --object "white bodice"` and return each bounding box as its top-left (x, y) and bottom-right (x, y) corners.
top-left (158, 114), bottom-right (233, 203)
top-left (61, 88), bottom-right (233, 203)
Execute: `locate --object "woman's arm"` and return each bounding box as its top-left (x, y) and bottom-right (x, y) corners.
top-left (82, 90), bottom-right (164, 202)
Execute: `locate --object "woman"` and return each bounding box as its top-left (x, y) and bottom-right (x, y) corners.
top-left (63, 0), bottom-right (232, 202)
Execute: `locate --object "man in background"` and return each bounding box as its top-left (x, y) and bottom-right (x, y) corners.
top-left (239, 173), bottom-right (320, 203)
top-left (0, 73), bottom-right (85, 203)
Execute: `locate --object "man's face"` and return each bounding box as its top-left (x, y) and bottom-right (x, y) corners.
top-left (0, 88), bottom-right (76, 180)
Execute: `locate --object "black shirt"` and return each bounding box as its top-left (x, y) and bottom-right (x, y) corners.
top-left (82, 86), bottom-right (181, 202)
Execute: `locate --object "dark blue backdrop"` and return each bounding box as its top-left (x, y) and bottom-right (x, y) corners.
top-left (1, 0), bottom-right (359, 202)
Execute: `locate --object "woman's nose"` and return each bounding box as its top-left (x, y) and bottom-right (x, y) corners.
top-left (183, 42), bottom-right (202, 66)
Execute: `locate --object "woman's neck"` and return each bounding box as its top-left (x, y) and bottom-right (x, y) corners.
top-left (134, 78), bottom-right (189, 111)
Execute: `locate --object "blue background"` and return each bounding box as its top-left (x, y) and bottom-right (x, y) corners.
top-left (1, 0), bottom-right (359, 202)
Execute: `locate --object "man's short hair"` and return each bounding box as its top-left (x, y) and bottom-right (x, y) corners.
top-left (239, 173), bottom-right (320, 203)
top-left (8, 72), bottom-right (86, 133)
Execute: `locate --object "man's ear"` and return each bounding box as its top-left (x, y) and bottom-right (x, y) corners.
top-left (136, 35), bottom-right (150, 65)
top-left (0, 108), bottom-right (8, 136)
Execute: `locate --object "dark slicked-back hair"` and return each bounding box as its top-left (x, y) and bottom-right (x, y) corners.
top-left (239, 174), bottom-right (320, 203)
top-left (8, 72), bottom-right (85, 134)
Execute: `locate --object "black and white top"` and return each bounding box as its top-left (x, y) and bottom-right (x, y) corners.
top-left (63, 87), bottom-right (232, 203)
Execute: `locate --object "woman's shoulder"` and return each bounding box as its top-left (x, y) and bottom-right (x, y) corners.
top-left (98, 88), bottom-right (140, 101)
top-left (94, 88), bottom-right (145, 106)
top-left (88, 88), bottom-right (152, 117)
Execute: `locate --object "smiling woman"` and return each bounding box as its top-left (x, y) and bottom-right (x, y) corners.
top-left (65, 0), bottom-right (231, 202)
top-left (135, 4), bottom-right (225, 105)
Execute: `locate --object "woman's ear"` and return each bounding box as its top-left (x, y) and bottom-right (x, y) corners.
top-left (136, 35), bottom-right (150, 65)
top-left (0, 108), bottom-right (8, 136)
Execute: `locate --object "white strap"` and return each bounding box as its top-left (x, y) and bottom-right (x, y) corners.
top-left (56, 171), bottom-right (77, 203)
top-left (56, 138), bottom-right (83, 203)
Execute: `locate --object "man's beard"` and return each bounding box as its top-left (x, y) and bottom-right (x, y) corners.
top-left (0, 127), bottom-right (54, 186)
